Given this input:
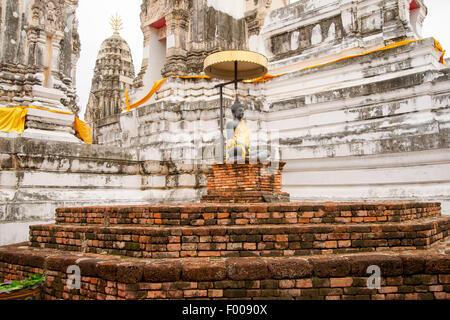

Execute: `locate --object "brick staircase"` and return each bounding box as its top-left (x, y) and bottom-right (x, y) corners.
top-left (28, 202), bottom-right (448, 259)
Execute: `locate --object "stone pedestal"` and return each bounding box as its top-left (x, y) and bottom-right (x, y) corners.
top-left (201, 161), bottom-right (290, 203)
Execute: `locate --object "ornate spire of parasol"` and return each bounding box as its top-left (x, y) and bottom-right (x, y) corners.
top-left (110, 13), bottom-right (123, 34)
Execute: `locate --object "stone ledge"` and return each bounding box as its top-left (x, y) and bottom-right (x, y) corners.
top-left (0, 244), bottom-right (449, 300)
top-left (0, 137), bottom-right (137, 161)
top-left (201, 191), bottom-right (291, 203)
top-left (1, 245), bottom-right (449, 282)
top-left (29, 217), bottom-right (450, 259)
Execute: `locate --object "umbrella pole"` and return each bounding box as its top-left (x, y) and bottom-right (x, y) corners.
top-left (215, 61), bottom-right (242, 163)
top-left (219, 85), bottom-right (224, 163)
top-left (234, 61), bottom-right (238, 99)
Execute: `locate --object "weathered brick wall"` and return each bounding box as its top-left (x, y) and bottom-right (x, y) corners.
top-left (202, 162), bottom-right (289, 203)
top-left (0, 246), bottom-right (449, 300)
top-left (28, 218), bottom-right (450, 259)
top-left (4, 200), bottom-right (449, 300)
top-left (54, 202), bottom-right (442, 226)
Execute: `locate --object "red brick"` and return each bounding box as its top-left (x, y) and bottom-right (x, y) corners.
top-left (324, 241), bottom-right (338, 249)
top-left (243, 243), bottom-right (257, 250)
top-left (379, 286), bottom-right (398, 294)
top-left (46, 255), bottom-right (80, 273)
top-left (146, 291), bottom-right (166, 299)
top-left (439, 275), bottom-right (450, 284)
top-left (208, 289), bottom-right (223, 298)
top-left (96, 261), bottom-right (118, 281)
top-left (262, 235), bottom-right (276, 242)
top-left (198, 251), bottom-right (221, 257)
top-left (184, 290), bottom-right (207, 298)
top-left (167, 244), bottom-right (181, 251)
top-left (279, 280), bottom-right (295, 288)
top-left (182, 261), bottom-right (227, 281)
top-left (424, 254), bottom-right (450, 274)
top-left (428, 285), bottom-right (443, 292)
top-left (275, 235), bottom-right (288, 242)
top-left (143, 261), bottom-right (181, 282)
top-left (330, 277), bottom-right (353, 288)
top-left (116, 262), bottom-right (145, 284)
top-left (301, 212), bottom-right (315, 218)
top-left (227, 258), bottom-right (270, 280)
top-left (348, 254), bottom-right (403, 276)
top-left (338, 240), bottom-right (351, 248)
top-left (309, 256), bottom-right (351, 277)
top-left (266, 258), bottom-right (313, 279)
top-left (139, 283), bottom-right (162, 290)
top-left (405, 293), bottom-right (420, 300)
top-left (399, 254), bottom-right (426, 275)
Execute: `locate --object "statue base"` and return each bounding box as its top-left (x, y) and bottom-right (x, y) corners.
top-left (201, 161), bottom-right (290, 203)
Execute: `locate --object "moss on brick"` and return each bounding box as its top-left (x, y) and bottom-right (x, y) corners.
top-left (125, 242), bottom-right (140, 251)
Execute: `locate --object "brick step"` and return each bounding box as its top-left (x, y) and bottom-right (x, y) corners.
top-left (1, 244), bottom-right (449, 300)
top-left (201, 191), bottom-right (291, 203)
top-left (30, 217), bottom-right (450, 259)
top-left (55, 202), bottom-right (442, 227)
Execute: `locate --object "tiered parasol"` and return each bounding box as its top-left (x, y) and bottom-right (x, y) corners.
top-left (203, 50), bottom-right (268, 162)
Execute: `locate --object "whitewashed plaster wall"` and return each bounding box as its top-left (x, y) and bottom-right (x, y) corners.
top-left (263, 38), bottom-right (450, 214)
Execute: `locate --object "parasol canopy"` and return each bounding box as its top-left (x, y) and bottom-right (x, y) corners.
top-left (204, 50), bottom-right (268, 81)
top-left (203, 50), bottom-right (268, 163)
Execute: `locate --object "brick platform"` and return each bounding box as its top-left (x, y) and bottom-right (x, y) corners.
top-left (1, 243), bottom-right (449, 300)
top-left (201, 162), bottom-right (290, 203)
top-left (1, 200), bottom-right (449, 300)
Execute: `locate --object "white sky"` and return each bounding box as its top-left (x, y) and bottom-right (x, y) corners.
top-left (75, 0), bottom-right (450, 119)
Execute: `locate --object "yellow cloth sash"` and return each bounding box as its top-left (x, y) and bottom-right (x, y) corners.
top-left (123, 77), bottom-right (168, 113)
top-left (0, 106), bottom-right (28, 134)
top-left (226, 120), bottom-right (251, 159)
top-left (434, 39), bottom-right (447, 65)
top-left (0, 106), bottom-right (92, 144)
top-left (74, 116), bottom-right (93, 144)
top-left (244, 38), bottom-right (447, 82)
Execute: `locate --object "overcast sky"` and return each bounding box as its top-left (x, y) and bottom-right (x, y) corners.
top-left (75, 0), bottom-right (450, 120)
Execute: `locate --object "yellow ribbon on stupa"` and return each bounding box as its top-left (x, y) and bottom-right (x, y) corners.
top-left (74, 116), bottom-right (93, 144)
top-left (434, 39), bottom-right (447, 65)
top-left (123, 78), bottom-right (168, 113)
top-left (122, 38), bottom-right (447, 113)
top-left (0, 106), bottom-right (92, 144)
top-left (0, 106), bottom-right (28, 134)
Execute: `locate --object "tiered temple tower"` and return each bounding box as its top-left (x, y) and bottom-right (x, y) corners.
top-left (84, 15), bottom-right (136, 143)
top-left (0, 0), bottom-right (81, 142)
